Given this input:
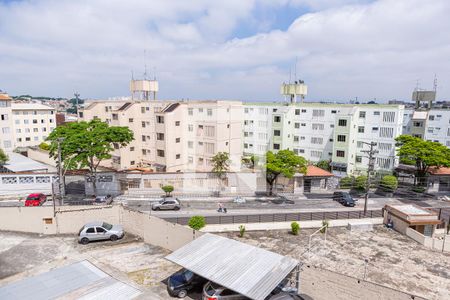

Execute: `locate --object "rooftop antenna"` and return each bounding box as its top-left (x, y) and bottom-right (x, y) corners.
top-left (415, 79), bottom-right (420, 91)
top-left (433, 74), bottom-right (437, 92)
top-left (143, 49), bottom-right (148, 80)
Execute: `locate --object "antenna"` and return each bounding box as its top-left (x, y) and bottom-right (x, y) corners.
top-left (143, 49), bottom-right (147, 79)
top-left (415, 79), bottom-right (420, 91)
top-left (294, 56), bottom-right (298, 81)
top-left (433, 74), bottom-right (437, 92)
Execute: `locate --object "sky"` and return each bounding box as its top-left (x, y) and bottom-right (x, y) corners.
top-left (0, 0), bottom-right (449, 102)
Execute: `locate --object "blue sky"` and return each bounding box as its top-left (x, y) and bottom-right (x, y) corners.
top-left (0, 0), bottom-right (448, 102)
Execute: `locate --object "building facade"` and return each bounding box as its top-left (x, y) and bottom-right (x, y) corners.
top-left (0, 92), bottom-right (14, 152)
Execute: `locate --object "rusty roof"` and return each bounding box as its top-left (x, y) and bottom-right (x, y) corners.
top-left (305, 165), bottom-right (334, 177)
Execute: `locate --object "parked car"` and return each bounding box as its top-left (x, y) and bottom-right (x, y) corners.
top-left (78, 221), bottom-right (124, 244)
top-left (152, 197), bottom-right (181, 211)
top-left (93, 195), bottom-right (113, 205)
top-left (339, 194), bottom-right (356, 207)
top-left (167, 269), bottom-right (207, 298)
top-left (233, 196), bottom-right (246, 204)
top-left (203, 281), bottom-right (248, 299)
top-left (24, 193), bottom-right (47, 206)
top-left (332, 191), bottom-right (345, 200)
top-left (267, 292), bottom-right (303, 300)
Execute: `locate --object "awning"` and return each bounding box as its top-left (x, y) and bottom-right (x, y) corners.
top-left (165, 233), bottom-right (299, 300)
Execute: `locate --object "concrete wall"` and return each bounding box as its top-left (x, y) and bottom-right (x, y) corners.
top-left (300, 265), bottom-right (425, 300)
top-left (406, 227), bottom-right (450, 252)
top-left (0, 173), bottom-right (55, 197)
top-left (0, 205), bottom-right (199, 251)
top-left (27, 148), bottom-right (56, 166)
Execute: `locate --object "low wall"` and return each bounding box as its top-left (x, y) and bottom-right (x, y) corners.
top-left (27, 148), bottom-right (56, 166)
top-left (406, 227), bottom-right (450, 252)
top-left (0, 173), bottom-right (55, 197)
top-left (0, 205), bottom-right (199, 251)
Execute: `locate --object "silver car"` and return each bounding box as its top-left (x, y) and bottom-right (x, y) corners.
top-left (202, 281), bottom-right (248, 300)
top-left (78, 221), bottom-right (124, 244)
top-left (151, 197), bottom-right (181, 211)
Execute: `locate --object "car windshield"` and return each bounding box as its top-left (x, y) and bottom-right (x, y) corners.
top-left (183, 270), bottom-right (194, 282)
top-left (27, 196), bottom-right (39, 200)
top-left (102, 222), bottom-right (113, 230)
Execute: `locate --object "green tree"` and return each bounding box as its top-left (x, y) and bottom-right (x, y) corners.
top-left (241, 155), bottom-right (258, 169)
top-left (212, 152), bottom-right (230, 177)
top-left (315, 160), bottom-right (331, 171)
top-left (39, 142), bottom-right (50, 151)
top-left (339, 176), bottom-right (353, 189)
top-left (188, 216), bottom-right (206, 230)
top-left (161, 185), bottom-right (174, 197)
top-left (291, 221), bottom-right (300, 235)
top-left (396, 135), bottom-right (450, 185)
top-left (0, 148), bottom-right (8, 166)
top-left (265, 150), bottom-right (307, 195)
top-left (46, 119), bottom-right (133, 195)
top-left (355, 175), bottom-right (367, 191)
top-left (380, 175), bottom-right (398, 192)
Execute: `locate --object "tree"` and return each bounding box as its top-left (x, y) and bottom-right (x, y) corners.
top-left (46, 119), bottom-right (133, 195)
top-left (188, 216), bottom-right (206, 230)
top-left (211, 152), bottom-right (230, 177)
top-left (396, 135), bottom-right (450, 185)
top-left (291, 221), bottom-right (300, 235)
top-left (355, 175), bottom-right (367, 191)
top-left (265, 150), bottom-right (307, 195)
top-left (241, 155), bottom-right (258, 169)
top-left (339, 176), bottom-right (353, 189)
top-left (315, 160), bottom-right (331, 171)
top-left (380, 175), bottom-right (398, 192)
top-left (39, 142), bottom-right (50, 151)
top-left (161, 185), bottom-right (174, 197)
top-left (0, 148), bottom-right (8, 166)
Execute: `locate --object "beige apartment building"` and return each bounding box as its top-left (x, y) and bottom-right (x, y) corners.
top-left (79, 100), bottom-right (243, 172)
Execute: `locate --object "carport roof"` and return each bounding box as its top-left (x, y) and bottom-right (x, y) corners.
top-left (165, 233), bottom-right (299, 300)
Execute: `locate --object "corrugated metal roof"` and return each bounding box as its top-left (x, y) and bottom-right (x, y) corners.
top-left (3, 152), bottom-right (52, 172)
top-left (165, 233), bottom-right (299, 300)
top-left (0, 261), bottom-right (141, 300)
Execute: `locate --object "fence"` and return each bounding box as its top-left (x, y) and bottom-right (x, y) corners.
top-left (162, 209), bottom-right (384, 225)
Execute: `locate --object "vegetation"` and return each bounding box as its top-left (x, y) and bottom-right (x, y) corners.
top-left (315, 160), bottom-right (331, 171)
top-left (241, 155), bottom-right (258, 169)
top-left (355, 175), bottom-right (367, 191)
top-left (291, 221), bottom-right (300, 235)
top-left (412, 186), bottom-right (425, 193)
top-left (188, 216), bottom-right (206, 230)
top-left (339, 176), bottom-right (353, 189)
top-left (0, 148), bottom-right (8, 165)
top-left (211, 152), bottom-right (230, 177)
top-left (239, 225), bottom-right (246, 237)
top-left (321, 220), bottom-right (329, 233)
top-left (265, 150), bottom-right (307, 195)
top-left (380, 175), bottom-right (398, 192)
top-left (396, 135), bottom-right (450, 185)
top-left (39, 142), bottom-right (50, 151)
top-left (161, 185), bottom-right (174, 197)
top-left (46, 119), bottom-right (133, 195)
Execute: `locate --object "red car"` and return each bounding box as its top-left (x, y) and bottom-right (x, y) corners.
top-left (25, 193), bottom-right (47, 206)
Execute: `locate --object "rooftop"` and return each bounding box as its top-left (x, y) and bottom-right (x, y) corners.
top-left (11, 103), bottom-right (54, 110)
top-left (305, 165), bottom-right (334, 177)
top-left (428, 166), bottom-right (450, 176)
top-left (1, 152), bottom-right (53, 173)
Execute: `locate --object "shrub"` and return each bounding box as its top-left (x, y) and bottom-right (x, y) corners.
top-left (320, 220), bottom-right (329, 234)
top-left (291, 221), bottom-right (300, 235)
top-left (315, 160), bottom-right (331, 171)
top-left (39, 142), bottom-right (50, 151)
top-left (380, 175), bottom-right (398, 192)
top-left (239, 225), bottom-right (246, 237)
top-left (161, 185), bottom-right (174, 197)
top-left (188, 216), bottom-right (206, 230)
top-left (355, 175), bottom-right (367, 191)
top-left (412, 186), bottom-right (425, 193)
top-left (339, 176), bottom-right (353, 189)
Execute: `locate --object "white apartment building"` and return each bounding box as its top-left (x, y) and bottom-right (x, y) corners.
top-left (243, 102), bottom-right (405, 175)
top-left (0, 93), bottom-right (14, 152)
top-left (80, 100), bottom-right (243, 172)
top-left (11, 103), bottom-right (56, 147)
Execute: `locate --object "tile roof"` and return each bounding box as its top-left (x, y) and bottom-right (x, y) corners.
top-left (305, 165), bottom-right (334, 177)
top-left (428, 166), bottom-right (450, 176)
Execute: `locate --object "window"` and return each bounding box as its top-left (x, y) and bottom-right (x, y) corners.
top-left (198, 108), bottom-right (203, 113)
top-left (157, 150), bottom-right (165, 157)
top-left (130, 161), bottom-right (135, 165)
top-left (295, 109), bottom-right (300, 115)
top-left (294, 136), bottom-right (299, 142)
top-left (244, 143), bottom-right (248, 149)
top-left (301, 109), bottom-right (307, 113)
top-left (274, 116), bottom-right (281, 122)
top-left (205, 142), bottom-right (215, 154)
top-left (274, 130), bottom-right (281, 136)
top-left (204, 126), bottom-right (215, 137)
top-left (207, 109), bottom-right (212, 116)
top-left (2, 127), bottom-right (10, 134)
top-left (244, 108), bottom-right (249, 113)
top-left (273, 143), bottom-right (280, 150)
top-left (175, 121), bottom-right (180, 126)
top-left (3, 140), bottom-right (11, 148)
top-left (24, 119), bottom-right (29, 124)
top-left (176, 154), bottom-right (181, 159)
top-left (188, 156), bottom-right (193, 163)
top-left (301, 123), bottom-right (306, 127)
top-left (372, 127), bottom-right (379, 131)
top-left (311, 150), bottom-right (322, 158)
top-left (142, 121), bottom-right (146, 128)
top-left (359, 111), bottom-right (366, 118)
top-left (40, 119), bottom-right (44, 123)
top-left (112, 113), bottom-right (118, 120)
top-left (96, 227), bottom-right (106, 233)
top-left (413, 121), bottom-right (423, 127)
top-left (356, 156), bottom-right (362, 163)
top-left (338, 119), bottom-right (347, 127)
top-left (294, 123), bottom-right (300, 129)
top-left (0, 114), bottom-right (8, 121)
top-left (336, 150), bottom-right (345, 157)
top-left (142, 149), bottom-right (147, 155)
top-left (188, 124), bottom-right (193, 132)
top-left (379, 127), bottom-right (394, 138)
top-left (312, 123), bottom-right (324, 130)
top-left (377, 157), bottom-right (391, 169)
top-left (337, 135), bottom-right (346, 142)
top-left (25, 137), bottom-right (31, 141)
top-left (142, 135), bottom-right (146, 142)
top-left (17, 138), bottom-right (22, 142)
top-left (383, 111), bottom-right (395, 123)
top-left (373, 111), bottom-right (380, 116)
top-left (358, 126), bottom-right (365, 133)
top-left (86, 228), bottom-right (95, 233)
top-left (378, 143), bottom-right (392, 151)
top-left (175, 138), bottom-right (180, 143)
top-left (311, 137), bottom-right (323, 144)
top-left (25, 128), bottom-right (30, 133)
top-left (156, 133), bottom-right (164, 140)
top-left (331, 110), bottom-right (337, 114)
top-left (130, 147), bottom-right (135, 151)
top-left (312, 109), bottom-right (325, 117)
top-left (188, 141), bottom-right (193, 148)
top-left (188, 108), bottom-right (193, 115)
top-left (156, 116), bottom-right (164, 124)
top-left (33, 128), bottom-right (38, 132)
top-left (141, 107), bottom-right (146, 113)
top-left (15, 120), bottom-right (19, 124)
top-left (300, 136), bottom-right (305, 140)
top-left (357, 141), bottom-right (363, 148)
top-left (49, 119), bottom-right (53, 123)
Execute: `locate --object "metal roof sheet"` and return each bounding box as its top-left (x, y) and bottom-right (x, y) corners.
top-left (165, 233), bottom-right (299, 300)
top-left (2, 152), bottom-right (52, 172)
top-left (0, 261), bottom-right (141, 300)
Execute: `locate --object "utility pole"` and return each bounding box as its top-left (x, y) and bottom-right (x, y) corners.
top-left (57, 138), bottom-right (65, 205)
top-left (74, 92), bottom-right (80, 115)
top-left (361, 142), bottom-right (378, 216)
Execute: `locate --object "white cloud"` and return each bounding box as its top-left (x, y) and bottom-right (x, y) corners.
top-left (0, 0), bottom-right (449, 102)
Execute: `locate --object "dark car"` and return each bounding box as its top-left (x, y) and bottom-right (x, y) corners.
top-left (168, 269), bottom-right (207, 298)
top-left (332, 191), bottom-right (345, 200)
top-left (339, 194), bottom-right (356, 207)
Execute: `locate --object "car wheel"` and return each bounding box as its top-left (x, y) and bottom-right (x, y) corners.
top-left (80, 237), bottom-right (89, 245)
top-left (155, 207), bottom-right (160, 211)
top-left (110, 235), bottom-right (118, 241)
top-left (174, 206), bottom-right (180, 211)
top-left (177, 290), bottom-right (187, 298)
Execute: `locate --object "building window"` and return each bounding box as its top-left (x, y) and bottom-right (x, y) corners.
top-left (188, 141), bottom-right (193, 148)
top-left (301, 109), bottom-right (307, 113)
top-left (244, 143), bottom-right (248, 149)
top-left (300, 136), bottom-right (305, 140)
top-left (130, 147), bottom-right (135, 151)
top-left (301, 123), bottom-right (306, 127)
top-left (141, 121), bottom-right (146, 128)
top-left (141, 107), bottom-right (146, 113)
top-left (3, 140), bottom-right (11, 148)
top-left (176, 154), bottom-right (181, 159)
top-left (274, 130), bottom-right (281, 136)
top-left (337, 135), bottom-right (346, 142)
top-left (142, 135), bottom-right (146, 142)
top-left (311, 137), bottom-right (323, 144)
top-left (156, 116), bottom-right (164, 124)
top-left (295, 109), bottom-right (300, 115)
top-left (17, 138), bottom-right (22, 142)
top-left (372, 127), bottom-right (379, 131)
top-left (130, 161), bottom-right (135, 165)
top-left (157, 150), bottom-right (165, 157)
top-left (188, 108), bottom-right (193, 115)
top-left (198, 108), bottom-right (203, 113)
top-left (112, 114), bottom-right (118, 120)
top-left (274, 116), bottom-right (281, 122)
top-left (33, 119), bottom-right (38, 124)
top-left (331, 110), bottom-right (337, 114)
top-left (356, 156), bottom-right (362, 163)
top-left (359, 111), bottom-right (366, 118)
top-left (49, 119), bottom-right (53, 123)
top-left (336, 150), bottom-right (345, 157)
top-left (188, 124), bottom-right (193, 131)
top-left (0, 114), bottom-right (8, 121)
top-left (413, 122), bottom-right (423, 127)
top-left (156, 133), bottom-right (164, 140)
top-left (312, 109), bottom-right (325, 117)
top-left (294, 136), bottom-right (299, 142)
top-left (358, 126), bottom-right (365, 133)
top-left (338, 119), bottom-right (347, 127)
top-left (294, 123), bottom-right (300, 129)
top-left (273, 143), bottom-right (280, 150)
top-left (25, 137), bottom-right (31, 141)
top-left (175, 121), bottom-right (180, 126)
top-left (142, 149), bottom-right (147, 155)
top-left (176, 137), bottom-right (180, 143)
top-left (373, 111), bottom-right (380, 116)
top-left (312, 123), bottom-right (324, 130)
top-left (207, 109), bottom-right (212, 116)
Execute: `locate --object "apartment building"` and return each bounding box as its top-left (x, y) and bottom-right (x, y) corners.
top-left (0, 92), bottom-right (14, 152)
top-left (79, 100), bottom-right (243, 172)
top-left (243, 102), bottom-right (405, 175)
top-left (403, 108), bottom-right (450, 147)
top-left (11, 103), bottom-right (56, 147)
